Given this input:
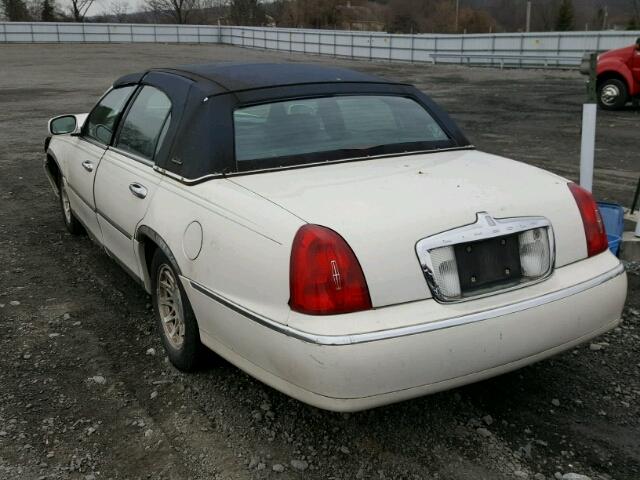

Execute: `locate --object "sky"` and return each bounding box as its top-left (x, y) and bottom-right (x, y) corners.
top-left (59, 0), bottom-right (143, 18)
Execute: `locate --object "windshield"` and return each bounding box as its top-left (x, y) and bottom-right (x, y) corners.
top-left (233, 95), bottom-right (451, 171)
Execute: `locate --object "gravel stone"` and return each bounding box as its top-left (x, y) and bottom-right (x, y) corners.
top-left (589, 343), bottom-right (603, 351)
top-left (562, 474), bottom-right (592, 480)
top-left (88, 375), bottom-right (106, 385)
top-left (551, 398), bottom-right (560, 407)
top-left (9, 300), bottom-right (20, 306)
top-left (476, 427), bottom-right (492, 438)
top-left (290, 459), bottom-right (309, 471)
top-left (272, 463), bottom-right (285, 472)
top-left (482, 415), bottom-right (494, 426)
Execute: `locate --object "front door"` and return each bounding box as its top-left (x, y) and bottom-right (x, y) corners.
top-left (94, 85), bottom-right (172, 277)
top-left (67, 85), bottom-right (136, 238)
top-left (65, 137), bottom-right (106, 236)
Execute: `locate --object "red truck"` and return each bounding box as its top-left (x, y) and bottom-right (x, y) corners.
top-left (590, 37), bottom-right (640, 109)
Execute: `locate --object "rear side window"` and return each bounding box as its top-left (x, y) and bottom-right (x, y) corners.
top-left (233, 95), bottom-right (449, 168)
top-left (85, 86), bottom-right (135, 145)
top-left (116, 86), bottom-right (172, 161)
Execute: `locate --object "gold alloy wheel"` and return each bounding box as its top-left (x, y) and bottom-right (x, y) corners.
top-left (156, 264), bottom-right (185, 349)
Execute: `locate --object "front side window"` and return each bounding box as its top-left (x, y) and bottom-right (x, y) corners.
top-left (116, 86), bottom-right (172, 161)
top-left (85, 86), bottom-right (135, 145)
top-left (233, 95), bottom-right (450, 170)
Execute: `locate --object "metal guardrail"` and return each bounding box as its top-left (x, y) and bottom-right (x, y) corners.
top-left (429, 53), bottom-right (583, 68)
top-left (2, 22), bottom-right (639, 69)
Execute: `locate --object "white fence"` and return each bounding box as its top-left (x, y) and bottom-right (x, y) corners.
top-left (2, 22), bottom-right (639, 69)
top-left (0, 22), bottom-right (220, 43)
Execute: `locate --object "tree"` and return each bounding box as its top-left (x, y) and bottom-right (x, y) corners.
top-left (41, 0), bottom-right (55, 20)
top-left (108, 0), bottom-right (129, 21)
top-left (458, 7), bottom-right (494, 33)
top-left (2, 0), bottom-right (31, 20)
top-left (69, 0), bottom-right (97, 21)
top-left (145, 0), bottom-right (199, 23)
top-left (230, 0), bottom-right (265, 25)
top-left (627, 0), bottom-right (640, 30)
top-left (555, 0), bottom-right (574, 31)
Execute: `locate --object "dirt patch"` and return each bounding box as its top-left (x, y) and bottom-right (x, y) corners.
top-left (0, 43), bottom-right (638, 480)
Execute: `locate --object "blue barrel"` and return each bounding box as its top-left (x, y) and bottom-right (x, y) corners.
top-left (596, 202), bottom-right (624, 256)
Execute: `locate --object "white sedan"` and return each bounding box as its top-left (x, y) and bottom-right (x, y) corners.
top-left (44, 63), bottom-right (627, 411)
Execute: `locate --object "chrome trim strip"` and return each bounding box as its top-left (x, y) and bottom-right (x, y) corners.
top-left (155, 146), bottom-right (477, 185)
top-left (186, 262), bottom-right (624, 346)
top-left (108, 146), bottom-right (154, 167)
top-left (66, 181), bottom-right (94, 212)
top-left (96, 209), bottom-right (133, 240)
top-left (415, 212), bottom-right (556, 303)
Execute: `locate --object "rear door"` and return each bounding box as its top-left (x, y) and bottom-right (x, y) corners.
top-left (66, 86), bottom-right (135, 237)
top-left (94, 85), bottom-right (172, 277)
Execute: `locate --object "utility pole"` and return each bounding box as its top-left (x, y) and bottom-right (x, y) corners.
top-left (455, 0), bottom-right (459, 33)
top-left (602, 5), bottom-right (608, 29)
top-left (525, 1), bottom-right (532, 33)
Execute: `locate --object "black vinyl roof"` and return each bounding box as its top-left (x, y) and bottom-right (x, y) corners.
top-left (110, 62), bottom-right (471, 181)
top-left (114, 62), bottom-right (403, 94)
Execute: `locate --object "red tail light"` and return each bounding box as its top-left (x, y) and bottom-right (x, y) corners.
top-left (568, 182), bottom-right (608, 257)
top-left (289, 225), bottom-right (372, 315)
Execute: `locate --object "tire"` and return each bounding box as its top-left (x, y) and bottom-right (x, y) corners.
top-left (598, 78), bottom-right (628, 110)
top-left (151, 248), bottom-right (202, 371)
top-left (59, 177), bottom-right (84, 235)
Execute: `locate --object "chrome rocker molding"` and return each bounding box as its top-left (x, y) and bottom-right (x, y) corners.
top-left (186, 262), bottom-right (624, 346)
top-left (416, 212), bottom-right (556, 303)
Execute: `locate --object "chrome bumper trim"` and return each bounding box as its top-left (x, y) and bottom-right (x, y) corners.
top-left (187, 262), bottom-right (625, 346)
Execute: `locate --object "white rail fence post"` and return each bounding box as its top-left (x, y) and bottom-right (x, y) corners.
top-left (580, 53), bottom-right (598, 193)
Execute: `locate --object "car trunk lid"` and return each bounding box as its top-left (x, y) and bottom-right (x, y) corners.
top-left (230, 149), bottom-right (587, 307)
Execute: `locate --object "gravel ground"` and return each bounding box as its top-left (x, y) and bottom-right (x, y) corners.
top-left (0, 43), bottom-right (639, 480)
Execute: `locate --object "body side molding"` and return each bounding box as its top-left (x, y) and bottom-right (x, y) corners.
top-left (187, 262), bottom-right (625, 346)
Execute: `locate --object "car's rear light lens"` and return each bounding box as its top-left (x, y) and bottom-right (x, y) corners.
top-left (518, 227), bottom-right (551, 278)
top-left (568, 182), bottom-right (608, 257)
top-left (289, 224), bottom-right (372, 315)
top-left (428, 246), bottom-right (461, 298)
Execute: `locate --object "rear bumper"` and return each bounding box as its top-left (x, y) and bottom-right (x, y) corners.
top-left (185, 253), bottom-right (627, 411)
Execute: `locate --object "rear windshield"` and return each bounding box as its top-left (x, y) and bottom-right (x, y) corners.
top-left (233, 95), bottom-right (450, 171)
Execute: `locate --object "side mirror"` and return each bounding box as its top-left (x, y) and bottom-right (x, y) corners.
top-left (636, 38), bottom-right (640, 50)
top-left (48, 115), bottom-right (78, 135)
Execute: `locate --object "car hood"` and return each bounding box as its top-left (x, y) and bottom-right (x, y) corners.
top-left (230, 149), bottom-right (587, 306)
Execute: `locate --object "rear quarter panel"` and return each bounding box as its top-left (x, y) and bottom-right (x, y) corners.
top-left (139, 178), bottom-right (305, 326)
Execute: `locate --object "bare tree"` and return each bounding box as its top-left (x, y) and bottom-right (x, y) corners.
top-left (69, 0), bottom-right (97, 21)
top-left (108, 0), bottom-right (128, 21)
top-left (145, 0), bottom-right (200, 23)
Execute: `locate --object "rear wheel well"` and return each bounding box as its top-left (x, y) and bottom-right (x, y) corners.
top-left (137, 228), bottom-right (182, 294)
top-left (140, 234), bottom-right (159, 291)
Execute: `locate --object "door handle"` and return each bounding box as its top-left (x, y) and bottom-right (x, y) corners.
top-left (82, 161), bottom-right (94, 172)
top-left (129, 183), bottom-right (148, 199)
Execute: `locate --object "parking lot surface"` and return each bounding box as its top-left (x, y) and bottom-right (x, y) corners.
top-left (0, 44), bottom-right (639, 480)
